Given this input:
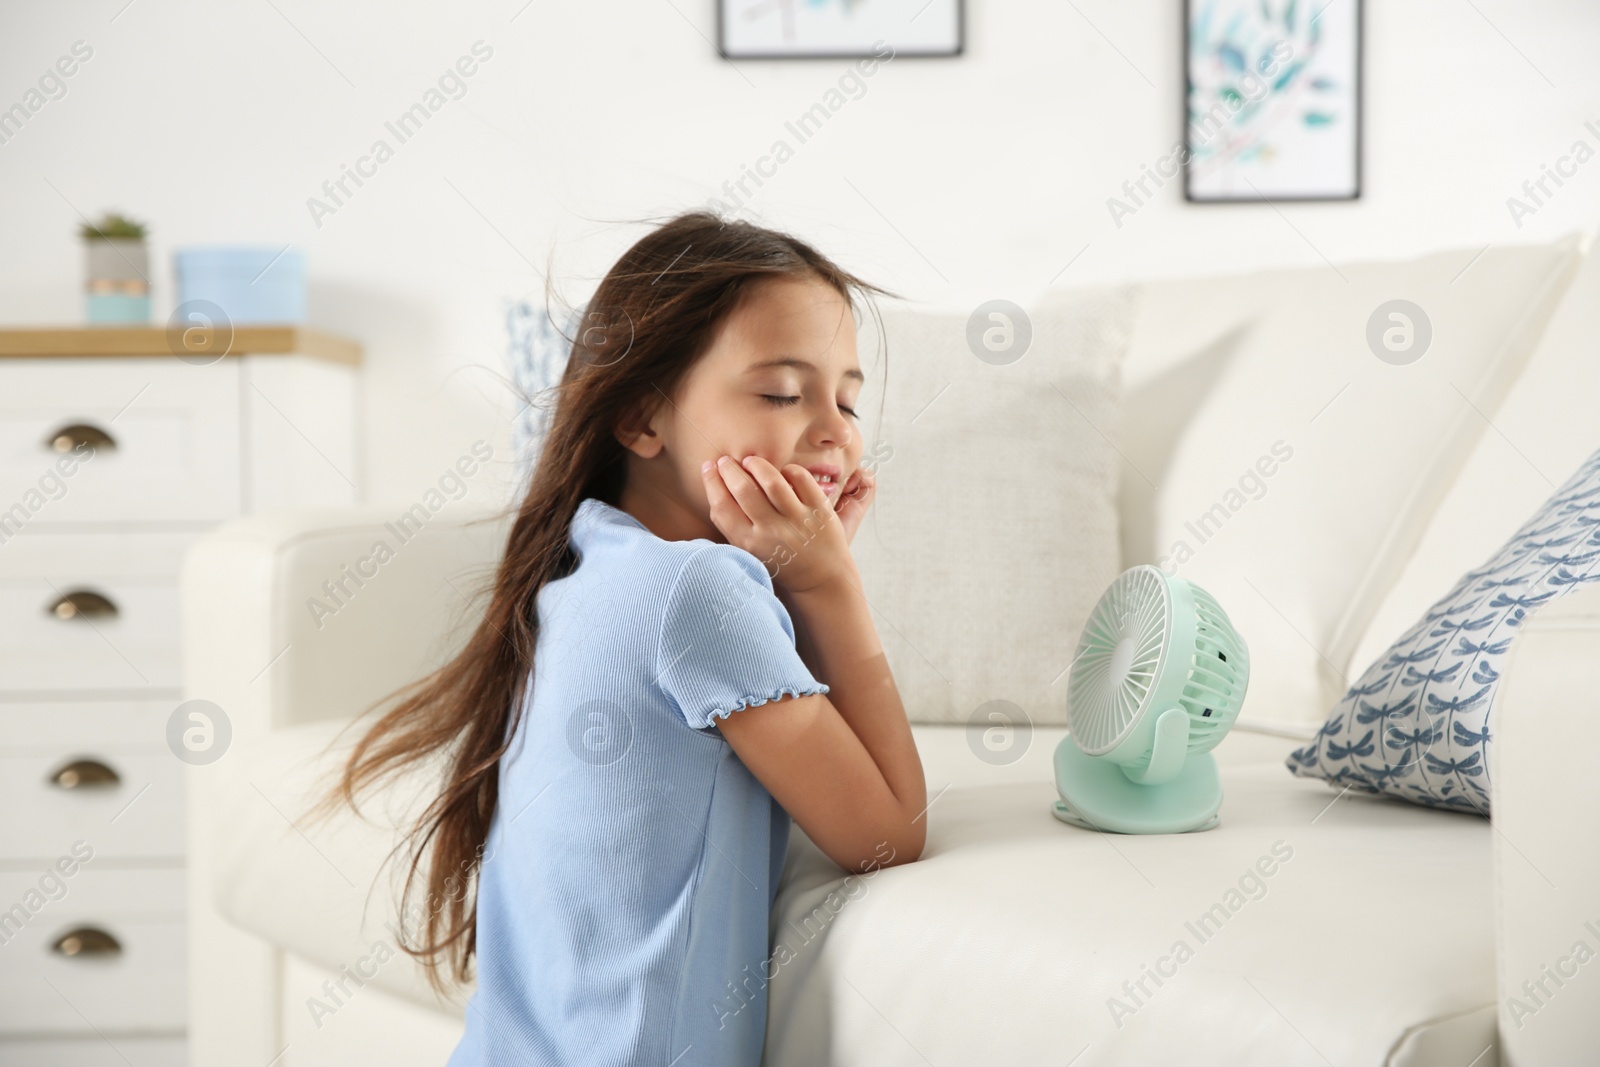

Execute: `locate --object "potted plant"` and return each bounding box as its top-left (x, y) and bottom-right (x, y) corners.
top-left (81, 211), bottom-right (150, 324)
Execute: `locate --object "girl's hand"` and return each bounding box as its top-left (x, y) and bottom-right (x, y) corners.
top-left (702, 455), bottom-right (859, 595)
top-left (831, 463), bottom-right (875, 547)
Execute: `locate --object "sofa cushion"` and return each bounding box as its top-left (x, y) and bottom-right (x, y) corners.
top-left (850, 284), bottom-right (1140, 726)
top-left (219, 720), bottom-right (1494, 1067)
top-left (1121, 236), bottom-right (1583, 735)
top-left (763, 758), bottom-right (1495, 1066)
top-left (1287, 442), bottom-right (1600, 812)
top-left (1350, 228), bottom-right (1600, 677)
top-left (213, 716), bottom-right (1297, 1020)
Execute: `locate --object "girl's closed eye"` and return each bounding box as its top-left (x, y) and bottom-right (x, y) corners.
top-left (762, 394), bottom-right (859, 418)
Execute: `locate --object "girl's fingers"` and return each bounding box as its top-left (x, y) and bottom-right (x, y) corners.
top-left (779, 463), bottom-right (828, 511)
top-left (716, 455), bottom-right (771, 519)
top-left (835, 465), bottom-right (874, 521)
top-left (830, 468), bottom-right (858, 512)
top-left (742, 459), bottom-right (819, 551)
top-left (737, 455), bottom-right (781, 500)
top-left (702, 457), bottom-right (751, 535)
top-left (855, 465), bottom-right (875, 498)
top-left (714, 455), bottom-right (793, 542)
top-left (843, 465), bottom-right (871, 498)
top-left (705, 453), bottom-right (846, 529)
top-left (736, 455), bottom-right (805, 518)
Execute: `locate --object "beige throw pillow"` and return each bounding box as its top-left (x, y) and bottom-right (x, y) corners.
top-left (849, 285), bottom-right (1141, 727)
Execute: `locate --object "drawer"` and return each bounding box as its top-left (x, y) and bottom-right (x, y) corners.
top-left (0, 867), bottom-right (184, 1037)
top-left (0, 533), bottom-right (189, 695)
top-left (0, 357), bottom-right (239, 524)
top-left (0, 744), bottom-right (183, 861)
top-left (0, 1036), bottom-right (184, 1065)
top-left (0, 580), bottom-right (179, 692)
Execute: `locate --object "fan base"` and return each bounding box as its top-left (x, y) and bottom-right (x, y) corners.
top-left (1052, 799), bottom-right (1219, 834)
top-left (1052, 734), bottom-right (1223, 835)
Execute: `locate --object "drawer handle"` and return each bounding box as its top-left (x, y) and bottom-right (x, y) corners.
top-left (51, 758), bottom-right (121, 789)
top-left (52, 927), bottom-right (122, 958)
top-left (45, 423), bottom-right (116, 454)
top-left (48, 590), bottom-right (118, 621)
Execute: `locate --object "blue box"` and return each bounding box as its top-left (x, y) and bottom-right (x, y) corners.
top-left (86, 293), bottom-right (151, 324)
top-left (174, 245), bottom-right (306, 325)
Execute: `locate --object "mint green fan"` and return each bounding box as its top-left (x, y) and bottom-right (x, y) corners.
top-left (1052, 564), bottom-right (1250, 834)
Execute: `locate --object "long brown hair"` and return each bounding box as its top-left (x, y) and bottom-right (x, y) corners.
top-left (309, 209), bottom-right (896, 995)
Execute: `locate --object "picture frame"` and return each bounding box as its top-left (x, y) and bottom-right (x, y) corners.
top-left (718, 0), bottom-right (963, 60)
top-left (1183, 0), bottom-right (1362, 202)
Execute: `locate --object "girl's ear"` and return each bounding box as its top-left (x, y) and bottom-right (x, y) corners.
top-left (613, 398), bottom-right (664, 459)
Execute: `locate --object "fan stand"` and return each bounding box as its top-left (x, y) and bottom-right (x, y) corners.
top-left (1052, 729), bottom-right (1223, 835)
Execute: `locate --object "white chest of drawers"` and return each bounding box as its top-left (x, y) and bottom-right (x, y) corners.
top-left (0, 327), bottom-right (360, 1064)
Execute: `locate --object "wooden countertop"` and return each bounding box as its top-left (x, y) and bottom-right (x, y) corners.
top-left (0, 326), bottom-right (361, 366)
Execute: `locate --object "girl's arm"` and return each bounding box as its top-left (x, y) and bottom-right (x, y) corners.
top-left (775, 578), bottom-right (925, 821)
top-left (772, 569), bottom-right (927, 855)
top-left (703, 454), bottom-right (927, 872)
top-left (713, 621), bottom-right (927, 874)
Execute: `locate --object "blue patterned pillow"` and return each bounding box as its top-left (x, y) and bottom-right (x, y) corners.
top-left (1287, 443), bottom-right (1600, 814)
top-left (506, 300), bottom-right (581, 491)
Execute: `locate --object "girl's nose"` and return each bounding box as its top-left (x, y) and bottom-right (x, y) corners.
top-left (815, 408), bottom-right (853, 448)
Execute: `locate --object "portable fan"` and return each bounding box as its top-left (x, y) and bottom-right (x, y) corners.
top-left (1052, 564), bottom-right (1250, 834)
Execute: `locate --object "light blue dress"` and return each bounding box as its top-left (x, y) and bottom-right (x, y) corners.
top-left (447, 497), bottom-right (829, 1067)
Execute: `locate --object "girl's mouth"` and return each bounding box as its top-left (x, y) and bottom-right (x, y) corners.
top-left (803, 465), bottom-right (841, 498)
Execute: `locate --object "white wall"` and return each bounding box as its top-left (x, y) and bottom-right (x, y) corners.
top-left (3, 0), bottom-right (1598, 508)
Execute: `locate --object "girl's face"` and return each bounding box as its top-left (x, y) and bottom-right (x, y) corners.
top-left (616, 273), bottom-right (865, 544)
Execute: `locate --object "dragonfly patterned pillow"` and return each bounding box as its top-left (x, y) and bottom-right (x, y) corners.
top-left (1287, 443), bottom-right (1600, 814)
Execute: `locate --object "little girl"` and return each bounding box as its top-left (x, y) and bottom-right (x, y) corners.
top-left (325, 210), bottom-right (927, 1066)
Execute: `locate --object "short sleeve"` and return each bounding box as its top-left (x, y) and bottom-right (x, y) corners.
top-left (655, 544), bottom-right (830, 731)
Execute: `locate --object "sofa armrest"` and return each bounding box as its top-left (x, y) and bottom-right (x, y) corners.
top-left (180, 507), bottom-right (507, 1066)
top-left (181, 507), bottom-right (510, 733)
top-left (1492, 577), bottom-right (1600, 1065)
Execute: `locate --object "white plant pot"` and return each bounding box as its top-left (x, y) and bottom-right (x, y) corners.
top-left (84, 237), bottom-right (149, 292)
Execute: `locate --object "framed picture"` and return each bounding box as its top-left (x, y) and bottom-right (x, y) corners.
top-left (718, 0), bottom-right (962, 59)
top-left (1183, 0), bottom-right (1362, 201)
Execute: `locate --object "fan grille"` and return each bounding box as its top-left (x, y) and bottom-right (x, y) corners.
top-left (1067, 568), bottom-right (1250, 760)
top-left (1066, 566), bottom-right (1169, 754)
top-left (1175, 583), bottom-right (1249, 748)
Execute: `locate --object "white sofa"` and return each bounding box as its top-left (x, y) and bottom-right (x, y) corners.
top-left (182, 232), bottom-right (1600, 1066)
